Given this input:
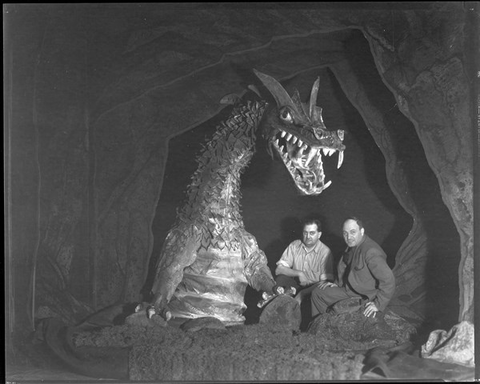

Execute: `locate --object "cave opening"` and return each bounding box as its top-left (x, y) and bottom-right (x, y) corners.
top-left (340, 29), bottom-right (461, 331)
top-left (148, 29), bottom-right (460, 332)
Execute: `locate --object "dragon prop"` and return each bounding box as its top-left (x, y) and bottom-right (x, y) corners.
top-left (145, 70), bottom-right (345, 325)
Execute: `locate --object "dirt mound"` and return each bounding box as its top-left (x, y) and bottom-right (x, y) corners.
top-left (73, 321), bottom-right (366, 380)
top-left (69, 296), bottom-right (417, 381)
top-left (308, 303), bottom-right (416, 347)
top-left (259, 294), bottom-right (301, 330)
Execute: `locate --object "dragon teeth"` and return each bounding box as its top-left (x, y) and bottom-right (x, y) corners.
top-left (337, 150), bottom-right (344, 169)
top-left (292, 136), bottom-right (298, 144)
top-left (322, 148), bottom-right (336, 157)
top-left (314, 180), bottom-right (332, 194)
top-left (305, 148), bottom-right (318, 167)
top-left (286, 133), bottom-right (293, 141)
top-left (297, 139), bottom-right (303, 147)
top-left (281, 131), bottom-right (287, 138)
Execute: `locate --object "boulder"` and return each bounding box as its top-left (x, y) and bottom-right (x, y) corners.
top-left (421, 321), bottom-right (475, 367)
top-left (308, 298), bottom-right (415, 345)
top-left (259, 295), bottom-right (301, 330)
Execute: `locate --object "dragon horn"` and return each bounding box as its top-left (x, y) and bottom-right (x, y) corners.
top-left (309, 77), bottom-right (320, 119)
top-left (253, 69), bottom-right (302, 116)
top-left (247, 84), bottom-right (261, 97)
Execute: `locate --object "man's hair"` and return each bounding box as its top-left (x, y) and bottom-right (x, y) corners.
top-left (303, 218), bottom-right (322, 232)
top-left (345, 216), bottom-right (364, 230)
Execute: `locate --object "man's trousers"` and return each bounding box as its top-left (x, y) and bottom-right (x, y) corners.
top-left (311, 284), bottom-right (363, 317)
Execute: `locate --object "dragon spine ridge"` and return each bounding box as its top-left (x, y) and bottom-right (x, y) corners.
top-left (177, 100), bottom-right (266, 251)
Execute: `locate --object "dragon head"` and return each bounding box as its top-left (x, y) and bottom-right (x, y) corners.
top-left (254, 69), bottom-right (345, 195)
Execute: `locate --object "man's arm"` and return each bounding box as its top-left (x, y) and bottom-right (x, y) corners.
top-left (320, 248), bottom-right (335, 282)
top-left (335, 257), bottom-right (346, 287)
top-left (316, 250), bottom-right (342, 289)
top-left (276, 264), bottom-right (304, 277)
top-left (366, 251), bottom-right (395, 311)
top-left (275, 264), bottom-right (310, 286)
top-left (275, 241), bottom-right (306, 282)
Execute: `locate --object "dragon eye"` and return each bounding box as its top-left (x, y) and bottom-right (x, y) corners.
top-left (313, 128), bottom-right (324, 140)
top-left (279, 108), bottom-right (294, 123)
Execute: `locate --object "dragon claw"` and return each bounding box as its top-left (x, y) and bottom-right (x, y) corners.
top-left (134, 302), bottom-right (170, 321)
top-left (163, 310), bottom-right (172, 321)
top-left (147, 307), bottom-right (156, 319)
top-left (145, 306), bottom-right (172, 321)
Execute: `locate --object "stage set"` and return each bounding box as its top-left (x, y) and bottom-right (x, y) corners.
top-left (5, 2), bottom-right (476, 381)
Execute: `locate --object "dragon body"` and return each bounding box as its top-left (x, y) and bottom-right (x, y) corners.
top-left (148, 70), bottom-right (345, 325)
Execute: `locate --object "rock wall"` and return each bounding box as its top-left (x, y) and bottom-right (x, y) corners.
top-left (358, 3), bottom-right (475, 322)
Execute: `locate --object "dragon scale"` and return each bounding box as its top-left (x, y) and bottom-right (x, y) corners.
top-left (151, 99), bottom-right (275, 325)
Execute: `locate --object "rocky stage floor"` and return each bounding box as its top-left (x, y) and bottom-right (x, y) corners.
top-left (6, 298), bottom-right (426, 382)
top-left (7, 320), bottom-right (406, 382)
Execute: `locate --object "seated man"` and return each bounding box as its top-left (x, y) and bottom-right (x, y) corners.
top-left (311, 216), bottom-right (395, 318)
top-left (273, 219), bottom-right (334, 304)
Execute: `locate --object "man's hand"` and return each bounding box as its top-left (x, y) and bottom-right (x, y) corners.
top-left (317, 281), bottom-right (338, 290)
top-left (294, 291), bottom-right (304, 305)
top-left (363, 301), bottom-right (379, 318)
top-left (298, 271), bottom-right (310, 286)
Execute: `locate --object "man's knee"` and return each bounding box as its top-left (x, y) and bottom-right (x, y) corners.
top-left (311, 286), bottom-right (326, 301)
top-left (311, 286), bottom-right (331, 316)
top-left (312, 286), bottom-right (346, 303)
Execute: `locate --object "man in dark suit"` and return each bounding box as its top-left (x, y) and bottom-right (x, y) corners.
top-left (311, 217), bottom-right (395, 318)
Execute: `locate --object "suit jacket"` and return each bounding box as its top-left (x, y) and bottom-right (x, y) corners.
top-left (336, 235), bottom-right (395, 311)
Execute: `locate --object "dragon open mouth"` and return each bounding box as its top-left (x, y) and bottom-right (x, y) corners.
top-left (253, 69), bottom-right (346, 195)
top-left (272, 129), bottom-right (344, 195)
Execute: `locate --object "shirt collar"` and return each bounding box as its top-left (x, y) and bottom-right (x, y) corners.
top-left (302, 239), bottom-right (322, 253)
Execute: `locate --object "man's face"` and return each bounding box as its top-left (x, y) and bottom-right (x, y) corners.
top-left (302, 223), bottom-right (321, 248)
top-left (342, 219), bottom-right (364, 247)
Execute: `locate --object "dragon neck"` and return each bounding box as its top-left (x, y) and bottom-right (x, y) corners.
top-left (178, 100), bottom-right (267, 225)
